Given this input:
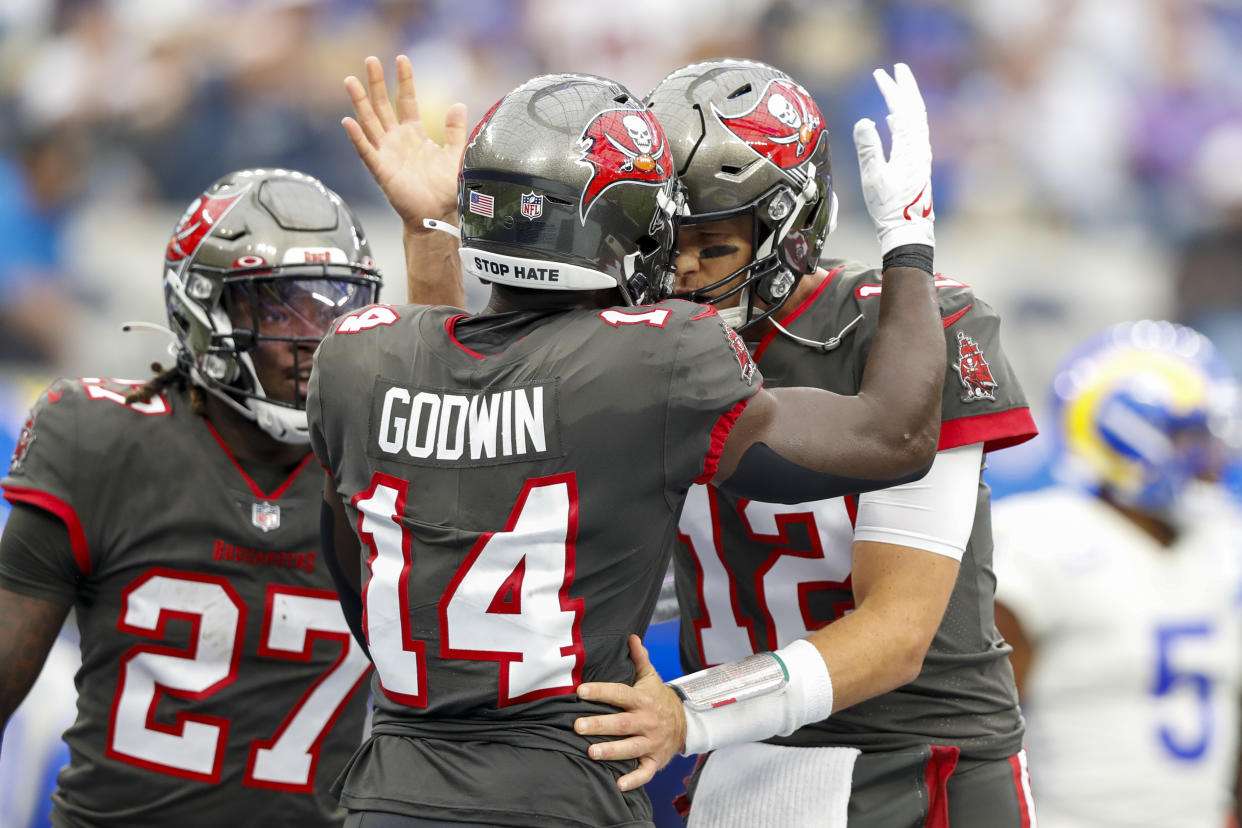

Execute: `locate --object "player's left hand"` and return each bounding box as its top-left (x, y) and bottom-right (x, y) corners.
top-left (342, 55), bottom-right (467, 229)
top-left (574, 634), bottom-right (685, 792)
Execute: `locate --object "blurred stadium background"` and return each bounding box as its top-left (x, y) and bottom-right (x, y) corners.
top-left (2, 0), bottom-right (1241, 825)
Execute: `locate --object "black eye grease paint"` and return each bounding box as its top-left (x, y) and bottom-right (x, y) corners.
top-left (700, 244), bottom-right (739, 259)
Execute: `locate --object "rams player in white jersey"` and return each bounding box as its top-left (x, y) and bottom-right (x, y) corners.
top-left (993, 320), bottom-right (1242, 828)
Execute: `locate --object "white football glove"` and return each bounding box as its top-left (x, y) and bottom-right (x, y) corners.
top-left (854, 63), bottom-right (935, 256)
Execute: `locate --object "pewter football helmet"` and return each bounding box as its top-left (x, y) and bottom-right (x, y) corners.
top-left (647, 59), bottom-right (836, 329)
top-left (458, 73), bottom-right (681, 305)
top-left (163, 168), bottom-right (381, 443)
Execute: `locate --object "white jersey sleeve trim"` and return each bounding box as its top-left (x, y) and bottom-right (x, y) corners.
top-left (853, 442), bottom-right (982, 561)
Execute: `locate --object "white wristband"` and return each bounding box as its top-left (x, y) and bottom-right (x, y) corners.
top-left (678, 639), bottom-right (834, 755)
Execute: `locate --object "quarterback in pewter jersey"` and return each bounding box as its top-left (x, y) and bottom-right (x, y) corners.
top-left (0, 169), bottom-right (377, 827)
top-left (994, 321), bottom-right (1242, 828)
top-left (314, 65), bottom-right (948, 827)
top-left (565, 60), bottom-right (1039, 828)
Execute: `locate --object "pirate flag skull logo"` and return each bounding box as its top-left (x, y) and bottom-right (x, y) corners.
top-left (713, 79), bottom-right (825, 170)
top-left (576, 107), bottom-right (671, 222)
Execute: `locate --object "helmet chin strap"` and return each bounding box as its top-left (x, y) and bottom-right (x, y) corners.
top-left (769, 312), bottom-right (864, 353)
top-left (190, 364), bottom-right (312, 445)
top-left (717, 289), bottom-right (750, 329)
top-left (248, 399), bottom-right (311, 445)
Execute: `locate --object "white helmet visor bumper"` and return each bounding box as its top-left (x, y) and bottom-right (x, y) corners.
top-left (460, 247), bottom-right (617, 292)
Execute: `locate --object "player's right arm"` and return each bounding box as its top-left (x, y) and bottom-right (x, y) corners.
top-left (319, 477), bottom-right (368, 658)
top-left (716, 63), bottom-right (943, 492)
top-left (714, 261), bottom-right (942, 491)
top-left (0, 504), bottom-right (75, 744)
top-left (0, 384), bottom-right (89, 744)
top-left (307, 339), bottom-right (369, 655)
top-left (342, 55), bottom-right (469, 308)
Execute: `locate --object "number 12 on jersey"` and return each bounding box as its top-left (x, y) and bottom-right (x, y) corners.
top-left (354, 472), bottom-right (585, 707)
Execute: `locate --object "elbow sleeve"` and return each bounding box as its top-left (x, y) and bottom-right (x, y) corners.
top-left (853, 443), bottom-right (983, 561)
top-left (719, 442), bottom-right (932, 505)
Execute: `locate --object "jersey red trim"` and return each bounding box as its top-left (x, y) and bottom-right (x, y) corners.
top-left (203, 421), bottom-right (316, 500)
top-left (939, 407), bottom-right (1037, 454)
top-left (941, 304), bottom-right (972, 328)
top-left (2, 485), bottom-right (92, 575)
top-left (924, 744), bottom-right (961, 828)
top-left (445, 314), bottom-right (492, 359)
top-left (673, 754), bottom-right (708, 819)
top-left (695, 392), bottom-right (756, 485)
top-left (753, 266), bottom-right (844, 362)
top-left (1009, 749), bottom-right (1035, 828)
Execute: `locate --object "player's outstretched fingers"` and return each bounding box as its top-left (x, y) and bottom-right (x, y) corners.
top-left (443, 102), bottom-right (470, 154)
top-left (364, 55), bottom-right (397, 131)
top-left (341, 116), bottom-right (379, 172)
top-left (344, 75), bottom-right (385, 148)
top-left (394, 54), bottom-right (422, 127)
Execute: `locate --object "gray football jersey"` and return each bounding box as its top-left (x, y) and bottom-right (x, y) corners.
top-left (673, 259), bottom-right (1038, 760)
top-left (0, 380), bottom-right (370, 827)
top-left (309, 301), bottom-right (760, 827)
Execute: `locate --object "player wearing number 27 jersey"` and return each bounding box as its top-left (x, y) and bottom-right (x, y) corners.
top-left (0, 169), bottom-right (380, 827)
top-left (2, 382), bottom-right (371, 826)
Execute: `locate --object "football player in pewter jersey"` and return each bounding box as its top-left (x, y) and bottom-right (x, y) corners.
top-left (569, 60), bottom-right (1039, 828)
top-left (0, 168), bottom-right (380, 826)
top-left (341, 57), bottom-right (1037, 827)
top-left (994, 321), bottom-right (1242, 828)
top-left (313, 66), bottom-right (945, 827)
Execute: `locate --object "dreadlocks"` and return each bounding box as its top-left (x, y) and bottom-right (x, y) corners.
top-left (124, 362), bottom-right (205, 415)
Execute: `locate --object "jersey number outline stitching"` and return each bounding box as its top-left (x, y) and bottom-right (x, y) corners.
top-left (335, 305), bottom-right (399, 334)
top-left (80, 378), bottom-right (170, 416)
top-left (107, 570), bottom-right (370, 786)
top-left (678, 484), bottom-right (855, 665)
top-left (354, 472), bottom-right (585, 708)
top-left (598, 308), bottom-right (671, 328)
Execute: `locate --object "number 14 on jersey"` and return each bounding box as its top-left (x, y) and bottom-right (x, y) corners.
top-left (354, 472), bottom-right (585, 707)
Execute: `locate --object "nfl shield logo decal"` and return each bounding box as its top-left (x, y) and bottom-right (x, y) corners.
top-left (252, 501), bottom-right (281, 533)
top-left (521, 192), bottom-right (544, 220)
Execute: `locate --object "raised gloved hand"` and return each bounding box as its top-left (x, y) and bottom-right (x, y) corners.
top-left (853, 63), bottom-right (934, 258)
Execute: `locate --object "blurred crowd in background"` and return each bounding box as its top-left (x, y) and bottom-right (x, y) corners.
top-left (2, 0), bottom-right (1242, 478)
top-left (2, 2), bottom-right (1242, 825)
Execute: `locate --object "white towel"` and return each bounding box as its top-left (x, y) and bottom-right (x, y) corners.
top-left (687, 742), bottom-right (860, 828)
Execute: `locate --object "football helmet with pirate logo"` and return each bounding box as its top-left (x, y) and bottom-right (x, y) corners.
top-left (454, 73), bottom-right (681, 305)
top-left (647, 59), bottom-right (836, 329)
top-left (163, 168), bottom-right (382, 443)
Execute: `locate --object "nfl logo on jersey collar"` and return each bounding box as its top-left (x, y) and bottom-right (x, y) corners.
top-left (252, 501), bottom-right (280, 532)
top-left (521, 192), bottom-right (543, 220)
